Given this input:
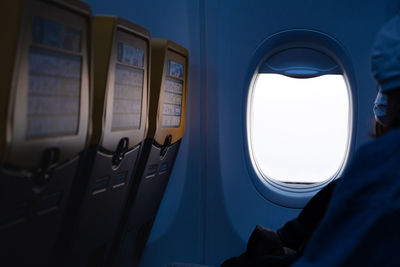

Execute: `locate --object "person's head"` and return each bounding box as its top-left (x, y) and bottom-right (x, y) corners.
top-left (371, 14), bottom-right (400, 136)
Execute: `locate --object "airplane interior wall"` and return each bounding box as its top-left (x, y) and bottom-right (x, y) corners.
top-left (86, 0), bottom-right (399, 266)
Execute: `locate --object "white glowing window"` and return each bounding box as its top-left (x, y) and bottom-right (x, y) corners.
top-left (249, 74), bottom-right (350, 185)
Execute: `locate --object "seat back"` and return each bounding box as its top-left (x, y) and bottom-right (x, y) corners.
top-left (114, 39), bottom-right (188, 267)
top-left (0, 0), bottom-right (91, 266)
top-left (64, 16), bottom-right (150, 267)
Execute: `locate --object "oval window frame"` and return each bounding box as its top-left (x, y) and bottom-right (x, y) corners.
top-left (243, 29), bottom-right (357, 208)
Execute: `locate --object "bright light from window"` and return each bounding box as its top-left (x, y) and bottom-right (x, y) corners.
top-left (249, 74), bottom-right (350, 185)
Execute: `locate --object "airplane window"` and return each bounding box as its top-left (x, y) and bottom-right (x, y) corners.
top-left (248, 73), bottom-right (350, 186)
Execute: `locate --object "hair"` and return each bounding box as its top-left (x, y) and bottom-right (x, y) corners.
top-left (385, 88), bottom-right (400, 131)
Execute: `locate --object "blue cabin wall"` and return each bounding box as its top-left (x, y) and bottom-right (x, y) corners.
top-left (85, 0), bottom-right (399, 266)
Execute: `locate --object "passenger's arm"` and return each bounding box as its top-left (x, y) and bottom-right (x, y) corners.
top-left (277, 179), bottom-right (340, 250)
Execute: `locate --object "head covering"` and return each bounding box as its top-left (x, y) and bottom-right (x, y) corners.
top-left (371, 14), bottom-right (400, 92)
top-left (373, 89), bottom-right (388, 125)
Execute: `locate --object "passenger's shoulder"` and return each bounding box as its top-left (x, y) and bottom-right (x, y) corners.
top-left (337, 128), bottom-right (400, 199)
top-left (356, 128), bottom-right (400, 162)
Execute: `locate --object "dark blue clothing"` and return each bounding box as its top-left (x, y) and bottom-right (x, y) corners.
top-left (293, 128), bottom-right (400, 267)
top-left (221, 179), bottom-right (340, 267)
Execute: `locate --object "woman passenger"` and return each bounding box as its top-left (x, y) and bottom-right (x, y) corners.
top-left (292, 14), bottom-right (400, 266)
